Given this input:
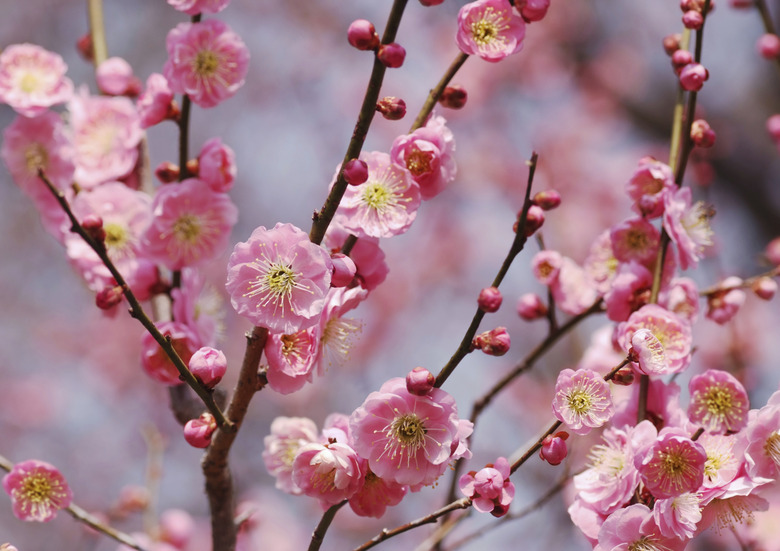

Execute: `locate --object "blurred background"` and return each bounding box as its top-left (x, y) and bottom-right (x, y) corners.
top-left (1, 1), bottom-right (779, 549)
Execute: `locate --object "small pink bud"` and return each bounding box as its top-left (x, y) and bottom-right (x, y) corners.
top-left (376, 96), bottom-right (406, 120)
top-left (155, 161), bottom-right (180, 183)
top-left (523, 205), bottom-right (545, 236)
top-left (516, 0), bottom-right (551, 22)
top-left (532, 189), bottom-right (562, 210)
top-left (516, 293), bottom-right (548, 320)
top-left (752, 277), bottom-right (777, 300)
top-left (377, 42), bottom-right (406, 68)
top-left (671, 50), bottom-right (693, 74)
top-left (330, 253), bottom-right (357, 287)
top-left (473, 327), bottom-right (511, 356)
top-left (116, 485), bottom-right (151, 514)
top-left (691, 119), bottom-right (716, 147)
top-left (679, 63), bottom-right (709, 91)
top-left (406, 367), bottom-right (435, 396)
top-left (189, 346), bottom-right (227, 388)
top-left (342, 159), bottom-right (369, 186)
top-left (96, 57), bottom-right (142, 96)
top-left (183, 413), bottom-right (217, 448)
top-left (439, 85), bottom-right (468, 109)
top-left (419, 0), bottom-right (445, 5)
top-left (76, 33), bottom-right (94, 62)
top-left (663, 34), bottom-right (682, 56)
top-left (478, 286), bottom-right (503, 313)
top-left (159, 509), bottom-right (195, 548)
top-left (766, 115), bottom-right (780, 142)
top-left (96, 285), bottom-right (125, 310)
top-left (82, 214), bottom-right (106, 244)
top-left (539, 431), bottom-right (569, 465)
top-left (682, 10), bottom-right (704, 29)
top-left (766, 236), bottom-right (780, 265)
top-left (611, 367), bottom-right (636, 386)
top-left (757, 33), bottom-right (780, 59)
top-left (347, 19), bottom-right (379, 51)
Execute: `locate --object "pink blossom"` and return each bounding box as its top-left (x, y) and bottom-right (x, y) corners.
top-left (456, 0), bottom-right (526, 62)
top-left (163, 19), bottom-right (249, 108)
top-left (198, 137), bottom-right (236, 192)
top-left (688, 369), bottom-right (750, 434)
top-left (663, 186), bottom-right (714, 270)
top-left (159, 509), bottom-right (195, 549)
top-left (2, 459), bottom-right (72, 522)
top-left (264, 327), bottom-right (320, 394)
top-left (226, 223), bottom-right (333, 334)
top-left (551, 257), bottom-right (599, 315)
top-left (183, 413), bottom-right (216, 448)
top-left (617, 304), bottom-right (692, 375)
top-left (171, 268), bottom-right (224, 347)
top-left (630, 328), bottom-right (669, 376)
top-left (389, 115), bottom-right (456, 200)
top-left (292, 441), bottom-right (364, 506)
top-left (516, 292), bottom-right (547, 320)
top-left (706, 276), bottom-right (746, 324)
top-left (568, 498), bottom-right (607, 546)
top-left (137, 73), bottom-right (177, 129)
top-left (477, 286), bottom-right (502, 312)
top-left (597, 504), bottom-right (687, 551)
top-left (604, 262), bottom-right (653, 322)
top-left (348, 469), bottom-right (407, 518)
top-left (679, 62), bottom-right (709, 91)
top-left (349, 377), bottom-right (466, 487)
top-left (141, 178), bottom-right (238, 270)
top-left (459, 457), bottom-right (515, 517)
top-left (609, 217), bottom-right (660, 266)
top-left (167, 0), bottom-right (231, 15)
top-left (69, 90), bottom-right (143, 189)
top-left (626, 156), bottom-right (675, 219)
top-left (262, 416), bottom-right (319, 495)
top-left (635, 428), bottom-right (707, 499)
top-left (316, 286), bottom-right (366, 374)
top-left (697, 433), bottom-right (746, 498)
top-left (334, 151), bottom-right (421, 239)
top-left (140, 321), bottom-right (201, 385)
top-left (0, 44), bottom-right (73, 117)
top-left (531, 249), bottom-right (562, 285)
top-left (583, 229), bottom-right (618, 294)
top-left (552, 368), bottom-right (614, 435)
top-left (653, 493), bottom-right (702, 540)
top-left (96, 57), bottom-right (141, 96)
top-left (659, 277), bottom-right (700, 324)
top-left (406, 367), bottom-right (435, 396)
top-left (744, 400), bottom-right (780, 481)
top-left (323, 223), bottom-right (388, 291)
top-left (188, 346), bottom-right (227, 388)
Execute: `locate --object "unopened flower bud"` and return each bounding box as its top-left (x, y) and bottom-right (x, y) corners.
top-left (160, 509), bottom-right (195, 549)
top-left (419, 0), bottom-right (445, 5)
top-left (376, 96), bottom-right (406, 120)
top-left (347, 19), bottom-right (379, 51)
top-left (377, 42), bottom-right (406, 68)
top-left (478, 286), bottom-right (503, 313)
top-left (671, 50), bottom-right (693, 74)
top-left (96, 285), bottom-right (125, 310)
top-left (611, 367), bottom-right (636, 386)
top-left (663, 34), bottom-right (682, 56)
top-left (189, 346), bottom-right (227, 388)
top-left (752, 277), bottom-right (777, 300)
top-left (516, 0), bottom-right (551, 22)
top-left (532, 189), bottom-right (562, 210)
top-left (406, 367), bottom-right (435, 396)
top-left (523, 205), bottom-right (545, 236)
top-left (82, 214), bottom-right (106, 244)
top-left (155, 161), bottom-right (180, 183)
top-left (76, 33), bottom-right (94, 62)
top-left (757, 33), bottom-right (780, 59)
top-left (539, 431), bottom-right (569, 465)
top-left (516, 293), bottom-right (547, 320)
top-left (767, 115), bottom-right (780, 142)
top-left (766, 236), bottom-right (780, 265)
top-left (691, 119), bottom-right (716, 147)
top-left (185, 158), bottom-right (200, 178)
top-left (473, 327), bottom-right (511, 356)
top-left (330, 253), bottom-right (357, 287)
top-left (183, 413), bottom-right (217, 448)
top-left (342, 159), bottom-right (369, 186)
top-left (682, 10), bottom-right (704, 29)
top-left (439, 85), bottom-right (468, 109)
top-left (679, 63), bottom-right (709, 91)
top-left (730, 0), bottom-right (753, 7)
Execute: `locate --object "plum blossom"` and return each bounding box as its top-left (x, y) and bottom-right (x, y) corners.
top-left (316, 286), bottom-right (367, 374)
top-left (163, 19), bottom-right (249, 108)
top-left (188, 346), bottom-right (227, 388)
top-left (140, 321), bottom-right (201, 385)
top-left (617, 304), bottom-right (692, 375)
top-left (96, 57), bottom-right (141, 96)
top-left (262, 416), bottom-right (319, 495)
top-left (584, 229), bottom-right (619, 295)
top-left (744, 396), bottom-right (780, 481)
top-left (0, 44), bottom-right (73, 117)
top-left (197, 137), bottom-right (236, 192)
top-left (459, 457), bottom-right (515, 517)
top-left (663, 186), bottom-right (714, 271)
top-left (609, 217), bottom-right (660, 266)
top-left (626, 156), bottom-right (675, 218)
top-left (653, 493), bottom-right (702, 540)
top-left (688, 370), bottom-right (749, 434)
top-left (226, 223), bottom-right (333, 334)
top-left (597, 504), bottom-right (687, 551)
top-left (2, 459), bottom-right (72, 522)
top-left (323, 223), bottom-right (388, 291)
top-left (348, 469), bottom-right (407, 518)
top-left (635, 428), bottom-right (707, 499)
top-left (136, 73), bottom-right (177, 129)
top-left (456, 0), bottom-right (526, 62)
top-left (167, 0), bottom-right (231, 15)
top-left (552, 368), bottom-right (614, 435)
top-left (292, 441), bottom-right (364, 506)
top-left (264, 327), bottom-right (320, 394)
top-left (604, 262), bottom-right (653, 322)
top-left (706, 276), bottom-right (746, 325)
top-left (171, 268), bottom-right (224, 347)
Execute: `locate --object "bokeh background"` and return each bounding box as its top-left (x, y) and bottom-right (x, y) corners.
top-left (1, 1), bottom-right (779, 550)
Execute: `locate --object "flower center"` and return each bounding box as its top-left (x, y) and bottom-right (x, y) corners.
top-left (588, 443), bottom-right (626, 477)
top-left (173, 214), bottom-right (201, 243)
top-left (25, 143), bottom-right (48, 174)
top-left (567, 389), bottom-right (593, 414)
top-left (20, 474), bottom-right (53, 504)
top-left (405, 148), bottom-right (434, 176)
top-left (104, 222), bottom-right (128, 249)
top-left (18, 71), bottom-right (41, 93)
top-left (320, 317), bottom-right (361, 368)
top-left (194, 50), bottom-right (219, 77)
top-left (627, 537), bottom-right (664, 551)
top-left (266, 264), bottom-right (296, 299)
top-left (682, 201), bottom-right (715, 247)
top-left (391, 413), bottom-right (427, 450)
top-left (703, 386), bottom-right (732, 417)
top-left (362, 182), bottom-right (393, 210)
top-left (765, 431), bottom-right (780, 468)
top-left (627, 229), bottom-right (649, 252)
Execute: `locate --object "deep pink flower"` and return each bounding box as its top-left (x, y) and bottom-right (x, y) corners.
top-left (516, 0), bottom-right (550, 22)
top-left (0, 44), bottom-right (73, 117)
top-left (198, 137), bottom-right (236, 192)
top-left (597, 504), bottom-right (687, 551)
top-left (334, 151), bottom-right (421, 239)
top-left (163, 19), bottom-right (249, 108)
top-left (472, 326), bottom-right (511, 356)
top-left (539, 432), bottom-right (569, 465)
top-left (349, 377), bottom-right (467, 487)
top-left (635, 429), bottom-right (707, 499)
top-left (456, 0), bottom-right (526, 62)
top-left (459, 457), bottom-right (515, 517)
top-left (183, 412), bottom-right (216, 448)
top-left (347, 20), bottom-right (379, 51)
top-left (348, 469), bottom-right (407, 518)
top-left (663, 187), bottom-right (714, 271)
top-left (688, 369), bottom-right (750, 434)
top-left (552, 368), bottom-right (614, 435)
top-left (264, 327), bottom-right (320, 394)
top-left (136, 73), bottom-right (176, 129)
top-left (262, 416), bottom-right (319, 495)
top-left (140, 321), bottom-right (201, 385)
top-left (2, 460), bottom-right (72, 522)
top-left (323, 223), bottom-right (389, 291)
top-left (167, 0), bottom-right (231, 15)
top-left (389, 115), bottom-right (457, 200)
top-left (609, 217), bottom-right (660, 266)
top-left (141, 178), bottom-right (238, 270)
top-left (626, 156), bottom-right (675, 219)
top-left (604, 262), bottom-right (653, 322)
top-left (226, 223), bottom-right (333, 334)
top-left (292, 442), bottom-right (364, 506)
top-left (617, 304), bottom-right (692, 375)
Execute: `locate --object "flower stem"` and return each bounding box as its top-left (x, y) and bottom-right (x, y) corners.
top-left (87, 0), bottom-right (108, 67)
top-left (309, 500), bottom-right (348, 551)
top-left (410, 52), bottom-right (469, 132)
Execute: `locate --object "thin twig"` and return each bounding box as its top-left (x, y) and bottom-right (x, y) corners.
top-left (309, 500), bottom-right (348, 551)
top-left (87, 0), bottom-right (108, 66)
top-left (410, 52), bottom-right (469, 132)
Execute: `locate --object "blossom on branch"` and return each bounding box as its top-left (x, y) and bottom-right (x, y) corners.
top-left (2, 460), bottom-right (72, 522)
top-left (456, 0), bottom-right (526, 62)
top-left (0, 44), bottom-right (73, 117)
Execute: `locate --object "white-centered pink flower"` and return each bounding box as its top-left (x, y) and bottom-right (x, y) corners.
top-left (0, 44), bottom-right (73, 117)
top-left (617, 304), bottom-right (692, 375)
top-left (163, 19), bottom-right (249, 108)
top-left (456, 0), bottom-right (526, 62)
top-left (2, 459), bottom-right (73, 522)
top-left (552, 368), bottom-right (614, 435)
top-left (262, 416), bottom-right (319, 495)
top-left (334, 151), bottom-right (421, 239)
top-left (141, 178), bottom-right (238, 270)
top-left (226, 223), bottom-right (333, 334)
top-left (688, 370), bottom-right (750, 434)
top-left (663, 186), bottom-right (714, 271)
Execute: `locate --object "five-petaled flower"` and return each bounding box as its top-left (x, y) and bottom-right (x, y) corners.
top-left (456, 0), bottom-right (526, 62)
top-left (2, 460), bottom-right (73, 522)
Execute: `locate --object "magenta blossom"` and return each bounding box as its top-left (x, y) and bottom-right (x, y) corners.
top-left (552, 368), bottom-right (614, 435)
top-left (2, 459), bottom-right (73, 522)
top-left (163, 19), bottom-right (249, 108)
top-left (456, 0), bottom-right (526, 62)
top-left (617, 304), bottom-right (692, 375)
top-left (0, 44), bottom-right (73, 117)
top-left (226, 223), bottom-right (333, 334)
top-left (292, 441), bottom-right (364, 506)
top-left (459, 457), bottom-right (515, 517)
top-left (348, 469), bottom-right (407, 518)
top-left (626, 156), bottom-right (675, 219)
top-left (635, 428), bottom-right (707, 499)
top-left (688, 369), bottom-right (749, 434)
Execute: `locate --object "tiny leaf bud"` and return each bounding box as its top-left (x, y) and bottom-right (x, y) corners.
top-left (663, 34), bottom-right (682, 56)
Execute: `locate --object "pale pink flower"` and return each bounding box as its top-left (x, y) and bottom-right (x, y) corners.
top-left (706, 276), bottom-right (746, 324)
top-left (626, 156), bottom-right (675, 219)
top-left (226, 223), bottom-right (333, 334)
top-left (663, 186), bottom-right (714, 270)
top-left (551, 257), bottom-right (599, 315)
top-left (659, 277), bottom-right (700, 324)
top-left (292, 441), bottom-right (364, 506)
top-left (0, 44), bottom-right (73, 117)
top-left (262, 416), bottom-right (319, 495)
top-left (568, 497), bottom-right (607, 546)
top-left (389, 114), bottom-right (456, 200)
top-left (609, 217), bottom-right (660, 266)
top-left (167, 0), bottom-right (231, 15)
top-left (744, 400), bottom-right (780, 481)
top-left (198, 137), bottom-right (236, 192)
top-left (69, 90), bottom-right (143, 188)
top-left (698, 433), bottom-right (746, 499)
top-left (617, 304), bottom-right (692, 375)
top-left (159, 509), bottom-right (195, 549)
top-left (456, 0), bottom-right (526, 62)
top-left (348, 469), bottom-right (407, 518)
top-left (96, 57), bottom-right (141, 96)
top-left (140, 321), bottom-right (201, 385)
top-left (2, 459), bottom-right (72, 522)
top-left (700, 493), bottom-right (769, 535)
top-left (349, 377), bottom-right (466, 487)
top-left (316, 286), bottom-right (367, 374)
top-left (583, 229), bottom-right (618, 295)
top-left (264, 327), bottom-right (320, 394)
top-left (459, 457), bottom-right (515, 517)
top-left (324, 223), bottom-right (388, 291)
top-left (163, 19), bottom-right (249, 108)
top-left (531, 249), bottom-right (562, 285)
top-left (171, 268), bottom-right (224, 347)
top-left (597, 504), bottom-right (687, 551)
top-left (611, 378), bottom-right (690, 431)
top-left (688, 370), bottom-right (750, 434)
top-left (552, 368), bottom-right (614, 436)
top-left (141, 178), bottom-right (238, 270)
top-left (137, 73), bottom-right (176, 129)
top-left (653, 493), bottom-right (702, 540)
top-left (630, 328), bottom-right (669, 376)
top-left (334, 151), bottom-right (421, 238)
top-left (635, 428), bottom-right (707, 499)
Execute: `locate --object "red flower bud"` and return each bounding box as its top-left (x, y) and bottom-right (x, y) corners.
top-left (377, 42), bottom-right (406, 68)
top-left (439, 85), bottom-right (468, 109)
top-left (406, 367), bottom-right (435, 396)
top-left (347, 20), bottom-right (379, 51)
top-left (342, 159), bottom-right (369, 186)
top-left (376, 96), bottom-right (406, 120)
top-left (478, 286), bottom-right (503, 313)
